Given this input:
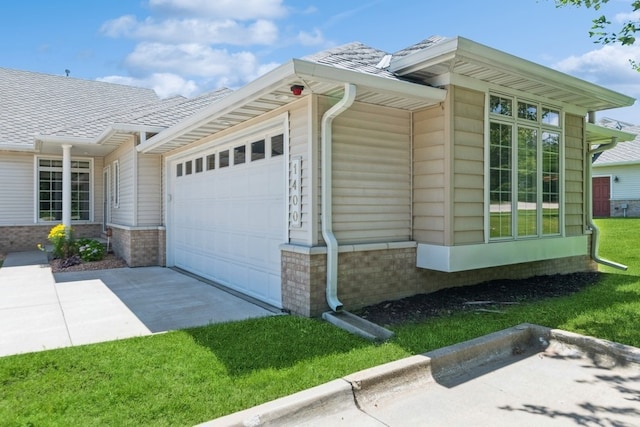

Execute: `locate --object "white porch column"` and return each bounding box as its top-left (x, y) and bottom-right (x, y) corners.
top-left (61, 144), bottom-right (72, 237)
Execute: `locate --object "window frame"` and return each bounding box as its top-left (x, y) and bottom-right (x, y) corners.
top-left (488, 93), bottom-right (563, 241)
top-left (36, 156), bottom-right (94, 223)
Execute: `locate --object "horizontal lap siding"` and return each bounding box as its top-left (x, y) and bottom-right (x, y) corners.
top-left (565, 114), bottom-right (585, 235)
top-left (413, 105), bottom-right (446, 244)
top-left (137, 153), bottom-right (162, 226)
top-left (106, 139), bottom-right (135, 226)
top-left (452, 87), bottom-right (485, 245)
top-left (332, 103), bottom-right (412, 243)
top-left (0, 152), bottom-right (34, 224)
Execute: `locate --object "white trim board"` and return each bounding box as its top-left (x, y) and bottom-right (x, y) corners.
top-left (417, 236), bottom-right (588, 272)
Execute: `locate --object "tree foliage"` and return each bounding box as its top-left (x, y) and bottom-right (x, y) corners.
top-left (555, 0), bottom-right (640, 46)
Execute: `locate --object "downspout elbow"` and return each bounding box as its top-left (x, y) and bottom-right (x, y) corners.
top-left (321, 83), bottom-right (357, 312)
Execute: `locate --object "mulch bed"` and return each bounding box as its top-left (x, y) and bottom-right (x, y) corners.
top-left (355, 272), bottom-right (601, 327)
top-left (49, 253), bottom-right (128, 273)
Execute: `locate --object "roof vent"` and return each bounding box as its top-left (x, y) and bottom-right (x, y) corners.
top-left (375, 54), bottom-right (392, 69)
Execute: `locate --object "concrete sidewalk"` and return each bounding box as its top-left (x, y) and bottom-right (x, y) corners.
top-left (0, 251), bottom-right (275, 357)
top-left (202, 324), bottom-right (640, 426)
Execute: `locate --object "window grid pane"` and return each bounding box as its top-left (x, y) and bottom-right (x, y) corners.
top-left (38, 159), bottom-right (91, 222)
top-left (489, 122), bottom-right (513, 238)
top-left (517, 127), bottom-right (538, 237)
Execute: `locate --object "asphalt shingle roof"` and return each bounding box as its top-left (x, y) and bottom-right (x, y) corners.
top-left (48, 88), bottom-right (234, 139)
top-left (594, 118), bottom-right (640, 165)
top-left (302, 36), bottom-right (448, 81)
top-left (0, 67), bottom-right (159, 147)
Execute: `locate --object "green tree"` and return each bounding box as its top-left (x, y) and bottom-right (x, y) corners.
top-left (555, 0), bottom-right (640, 67)
top-left (555, 0), bottom-right (640, 45)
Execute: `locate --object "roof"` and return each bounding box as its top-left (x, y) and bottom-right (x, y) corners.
top-left (0, 67), bottom-right (159, 151)
top-left (140, 35), bottom-right (635, 154)
top-left (593, 118), bottom-right (640, 165)
top-left (389, 37), bottom-right (635, 111)
top-left (36, 88), bottom-right (233, 156)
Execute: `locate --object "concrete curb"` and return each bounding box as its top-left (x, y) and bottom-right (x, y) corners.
top-left (198, 323), bottom-right (640, 426)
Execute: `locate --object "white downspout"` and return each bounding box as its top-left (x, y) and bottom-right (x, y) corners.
top-left (321, 83), bottom-right (356, 312)
top-left (587, 132), bottom-right (627, 270)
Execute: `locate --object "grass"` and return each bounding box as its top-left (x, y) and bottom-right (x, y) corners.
top-left (1, 219), bottom-right (640, 425)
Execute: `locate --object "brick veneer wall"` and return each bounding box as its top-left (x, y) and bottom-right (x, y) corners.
top-left (109, 226), bottom-right (165, 267)
top-left (281, 245), bottom-right (597, 317)
top-left (0, 224), bottom-right (102, 252)
top-left (610, 200), bottom-right (640, 218)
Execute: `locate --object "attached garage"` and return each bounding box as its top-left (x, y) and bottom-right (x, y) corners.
top-left (166, 121), bottom-right (287, 308)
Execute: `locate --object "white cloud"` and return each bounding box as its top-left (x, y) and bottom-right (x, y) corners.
top-left (555, 44), bottom-right (640, 91)
top-left (97, 73), bottom-right (199, 98)
top-left (121, 42), bottom-right (277, 88)
top-left (614, 11), bottom-right (640, 23)
top-left (555, 44), bottom-right (640, 123)
top-left (148, 0), bottom-right (287, 20)
top-left (101, 16), bottom-right (278, 45)
top-left (297, 29), bottom-right (325, 46)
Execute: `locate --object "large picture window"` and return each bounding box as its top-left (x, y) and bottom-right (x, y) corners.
top-left (38, 158), bottom-right (91, 222)
top-left (489, 95), bottom-right (561, 239)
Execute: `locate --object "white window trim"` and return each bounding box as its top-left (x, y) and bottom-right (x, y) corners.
top-left (485, 93), bottom-right (564, 242)
top-left (35, 156), bottom-right (94, 223)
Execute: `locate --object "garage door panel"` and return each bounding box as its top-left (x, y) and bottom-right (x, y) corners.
top-left (170, 151), bottom-right (284, 308)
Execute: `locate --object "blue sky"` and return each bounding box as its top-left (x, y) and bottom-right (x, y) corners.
top-left (2, 0), bottom-right (640, 122)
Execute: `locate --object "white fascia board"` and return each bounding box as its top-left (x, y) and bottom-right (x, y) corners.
top-left (139, 59), bottom-right (447, 154)
top-left (0, 143), bottom-right (38, 152)
top-left (138, 60), bottom-right (299, 154)
top-left (417, 236), bottom-right (588, 273)
top-left (392, 36), bottom-right (635, 110)
top-left (390, 37), bottom-right (460, 76)
top-left (586, 122), bottom-right (636, 144)
top-left (291, 59), bottom-right (447, 104)
top-left (34, 135), bottom-right (95, 145)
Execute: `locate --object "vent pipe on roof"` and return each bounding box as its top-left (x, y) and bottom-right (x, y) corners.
top-left (321, 83), bottom-right (356, 312)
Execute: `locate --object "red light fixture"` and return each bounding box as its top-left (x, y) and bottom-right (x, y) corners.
top-left (290, 85), bottom-right (304, 96)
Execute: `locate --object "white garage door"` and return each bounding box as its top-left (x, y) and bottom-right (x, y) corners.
top-left (168, 133), bottom-right (286, 308)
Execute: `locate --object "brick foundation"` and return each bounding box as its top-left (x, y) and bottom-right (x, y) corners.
top-left (0, 224), bottom-right (102, 252)
top-left (281, 244), bottom-right (597, 317)
top-left (109, 225), bottom-right (165, 267)
top-left (610, 200), bottom-right (640, 218)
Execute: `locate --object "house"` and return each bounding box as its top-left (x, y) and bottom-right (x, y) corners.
top-left (592, 118), bottom-right (640, 217)
top-left (0, 36), bottom-right (635, 317)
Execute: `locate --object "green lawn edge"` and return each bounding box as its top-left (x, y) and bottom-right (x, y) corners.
top-left (1, 218), bottom-right (639, 426)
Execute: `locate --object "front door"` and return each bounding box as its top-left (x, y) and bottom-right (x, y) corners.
top-left (593, 176), bottom-right (611, 218)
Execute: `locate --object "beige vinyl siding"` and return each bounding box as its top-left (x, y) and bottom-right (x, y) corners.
top-left (412, 104), bottom-right (446, 244)
top-left (288, 97), bottom-right (313, 245)
top-left (452, 87), bottom-right (485, 244)
top-left (0, 152), bottom-right (34, 225)
top-left (137, 153), bottom-right (162, 226)
top-left (565, 113), bottom-right (585, 236)
top-left (330, 101), bottom-right (412, 243)
top-left (106, 139), bottom-right (136, 226)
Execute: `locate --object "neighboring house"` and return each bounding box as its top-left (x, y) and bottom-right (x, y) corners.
top-left (592, 118), bottom-right (640, 217)
top-left (0, 36), bottom-right (635, 317)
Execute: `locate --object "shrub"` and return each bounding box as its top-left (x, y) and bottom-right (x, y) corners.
top-left (77, 238), bottom-right (105, 262)
top-left (47, 224), bottom-right (76, 259)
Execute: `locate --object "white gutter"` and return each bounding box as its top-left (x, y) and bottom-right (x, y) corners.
top-left (322, 83), bottom-right (356, 312)
top-left (586, 135), bottom-right (627, 270)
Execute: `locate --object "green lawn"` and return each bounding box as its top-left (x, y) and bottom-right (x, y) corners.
top-left (1, 219), bottom-right (640, 426)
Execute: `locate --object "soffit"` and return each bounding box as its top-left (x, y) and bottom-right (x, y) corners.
top-left (390, 37), bottom-right (635, 112)
top-left (140, 60), bottom-right (447, 154)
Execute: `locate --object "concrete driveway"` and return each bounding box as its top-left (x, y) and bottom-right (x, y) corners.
top-left (0, 251), bottom-right (276, 357)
